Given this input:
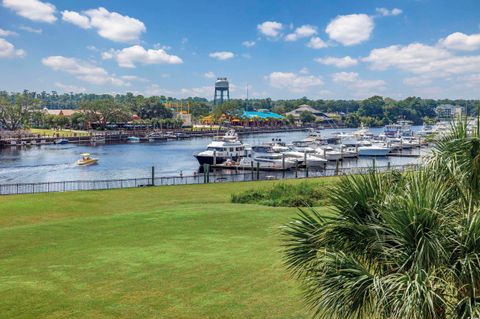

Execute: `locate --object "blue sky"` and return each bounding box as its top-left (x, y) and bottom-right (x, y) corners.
top-left (1, 0), bottom-right (480, 100)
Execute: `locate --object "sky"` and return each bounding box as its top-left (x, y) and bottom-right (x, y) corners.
top-left (1, 0), bottom-right (480, 100)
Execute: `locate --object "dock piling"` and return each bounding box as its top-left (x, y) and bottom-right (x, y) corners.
top-left (151, 166), bottom-right (155, 186)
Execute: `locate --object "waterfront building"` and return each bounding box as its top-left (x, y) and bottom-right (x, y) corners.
top-left (435, 104), bottom-right (464, 119)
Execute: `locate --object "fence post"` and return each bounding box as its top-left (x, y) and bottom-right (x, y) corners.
top-left (205, 164), bottom-right (210, 183)
top-left (295, 161), bottom-right (298, 178)
top-left (282, 154), bottom-right (286, 179)
top-left (387, 161), bottom-right (391, 171)
top-left (335, 160), bottom-right (339, 175)
top-left (256, 162), bottom-right (260, 180)
top-left (372, 158), bottom-right (376, 171)
top-left (304, 151), bottom-right (308, 178)
top-left (251, 161), bottom-right (254, 180)
top-left (151, 166), bottom-right (155, 186)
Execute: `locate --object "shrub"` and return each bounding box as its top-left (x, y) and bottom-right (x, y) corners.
top-left (231, 181), bottom-right (328, 207)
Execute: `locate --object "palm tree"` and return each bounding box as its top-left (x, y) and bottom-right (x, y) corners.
top-left (283, 122), bottom-right (480, 319)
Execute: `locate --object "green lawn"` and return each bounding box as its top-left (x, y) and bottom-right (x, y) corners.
top-left (29, 128), bottom-right (90, 137)
top-left (0, 178), bottom-right (333, 319)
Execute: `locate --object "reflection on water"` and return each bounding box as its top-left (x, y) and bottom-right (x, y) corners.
top-left (0, 127), bottom-right (424, 183)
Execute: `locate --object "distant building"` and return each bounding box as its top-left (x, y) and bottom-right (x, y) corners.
top-left (285, 104), bottom-right (331, 122)
top-left (175, 112), bottom-right (192, 127)
top-left (436, 104), bottom-right (464, 119)
top-left (43, 108), bottom-right (78, 117)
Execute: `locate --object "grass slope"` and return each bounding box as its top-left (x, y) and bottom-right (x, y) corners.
top-left (0, 178), bottom-right (333, 319)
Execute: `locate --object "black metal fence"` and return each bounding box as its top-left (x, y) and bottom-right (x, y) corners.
top-left (0, 164), bottom-right (419, 196)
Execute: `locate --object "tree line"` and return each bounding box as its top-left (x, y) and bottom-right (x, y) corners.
top-left (0, 90), bottom-right (479, 131)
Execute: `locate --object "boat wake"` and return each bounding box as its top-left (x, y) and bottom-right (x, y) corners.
top-left (0, 163), bottom-right (76, 183)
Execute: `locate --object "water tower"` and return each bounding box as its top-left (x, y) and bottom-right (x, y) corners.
top-left (214, 77), bottom-right (230, 105)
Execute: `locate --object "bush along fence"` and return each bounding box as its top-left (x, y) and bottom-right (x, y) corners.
top-left (0, 162), bottom-right (419, 196)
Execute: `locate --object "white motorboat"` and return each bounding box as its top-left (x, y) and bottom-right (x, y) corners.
top-left (127, 136), bottom-right (140, 143)
top-left (270, 144), bottom-right (327, 167)
top-left (338, 145), bottom-right (358, 158)
top-left (54, 138), bottom-right (69, 144)
top-left (239, 146), bottom-right (297, 170)
top-left (316, 145), bottom-right (343, 161)
top-left (358, 144), bottom-right (392, 156)
top-left (194, 129), bottom-right (247, 165)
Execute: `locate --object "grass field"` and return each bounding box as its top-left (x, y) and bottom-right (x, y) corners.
top-left (0, 178), bottom-right (333, 318)
top-left (29, 128), bottom-right (90, 137)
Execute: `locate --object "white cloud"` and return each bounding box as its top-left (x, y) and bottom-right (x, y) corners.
top-left (326, 14), bottom-right (374, 46)
top-left (54, 82), bottom-right (87, 93)
top-left (332, 72), bottom-right (386, 97)
top-left (299, 67), bottom-right (309, 74)
top-left (120, 75), bottom-right (148, 82)
top-left (306, 37), bottom-right (328, 49)
top-left (61, 10), bottom-right (91, 29)
top-left (0, 28), bottom-right (17, 37)
top-left (266, 71), bottom-right (324, 93)
top-left (257, 21), bottom-right (283, 38)
top-left (332, 72), bottom-right (359, 82)
top-left (403, 76), bottom-right (433, 86)
top-left (242, 40), bottom-right (256, 48)
top-left (2, 0), bottom-right (56, 23)
top-left (361, 43), bottom-right (480, 76)
top-left (42, 56), bottom-right (127, 86)
top-left (204, 71), bottom-right (215, 79)
top-left (180, 86), bottom-right (212, 98)
top-left (315, 56), bottom-right (358, 68)
top-left (285, 25), bottom-right (317, 41)
top-left (376, 8), bottom-right (403, 16)
top-left (143, 84), bottom-right (175, 96)
top-left (439, 32), bottom-right (480, 51)
top-left (0, 38), bottom-right (26, 58)
top-left (209, 51), bottom-right (235, 60)
top-left (19, 26), bottom-right (42, 34)
top-left (62, 7), bottom-right (146, 43)
top-left (102, 45), bottom-right (183, 68)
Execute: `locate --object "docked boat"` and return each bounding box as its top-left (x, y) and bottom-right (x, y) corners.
top-left (55, 138), bottom-right (69, 144)
top-left (194, 129), bottom-right (247, 165)
top-left (146, 131), bottom-right (168, 142)
top-left (127, 136), bottom-right (140, 143)
top-left (417, 123), bottom-right (434, 136)
top-left (270, 143), bottom-right (327, 167)
top-left (358, 144), bottom-right (392, 156)
top-left (77, 153), bottom-right (98, 166)
top-left (238, 146), bottom-right (297, 170)
top-left (316, 145), bottom-right (344, 161)
top-left (91, 135), bottom-right (106, 144)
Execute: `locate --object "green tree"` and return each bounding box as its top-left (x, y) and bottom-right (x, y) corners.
top-left (137, 97), bottom-right (172, 119)
top-left (283, 122), bottom-right (480, 319)
top-left (0, 94), bottom-right (40, 130)
top-left (358, 95), bottom-right (385, 118)
top-left (80, 99), bottom-right (131, 128)
top-left (299, 111), bottom-right (316, 124)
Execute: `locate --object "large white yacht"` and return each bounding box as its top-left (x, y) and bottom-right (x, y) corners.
top-left (270, 143), bottom-right (327, 167)
top-left (358, 144), bottom-right (392, 156)
top-left (238, 146), bottom-right (297, 170)
top-left (194, 130), bottom-right (247, 165)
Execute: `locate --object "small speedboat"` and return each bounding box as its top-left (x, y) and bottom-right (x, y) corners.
top-left (127, 136), bottom-right (140, 142)
top-left (77, 153), bottom-right (98, 166)
top-left (55, 138), bottom-right (69, 144)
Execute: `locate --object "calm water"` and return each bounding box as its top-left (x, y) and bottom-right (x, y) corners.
top-left (0, 127), bottom-right (425, 183)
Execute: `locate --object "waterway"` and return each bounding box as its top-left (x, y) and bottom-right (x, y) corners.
top-left (0, 126), bottom-right (425, 183)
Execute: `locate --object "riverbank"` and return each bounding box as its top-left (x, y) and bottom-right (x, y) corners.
top-left (0, 178), bottom-right (334, 318)
top-left (0, 126), bottom-right (310, 148)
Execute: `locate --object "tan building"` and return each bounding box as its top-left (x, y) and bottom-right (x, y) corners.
top-left (43, 108), bottom-right (78, 117)
top-left (285, 104), bottom-right (331, 122)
